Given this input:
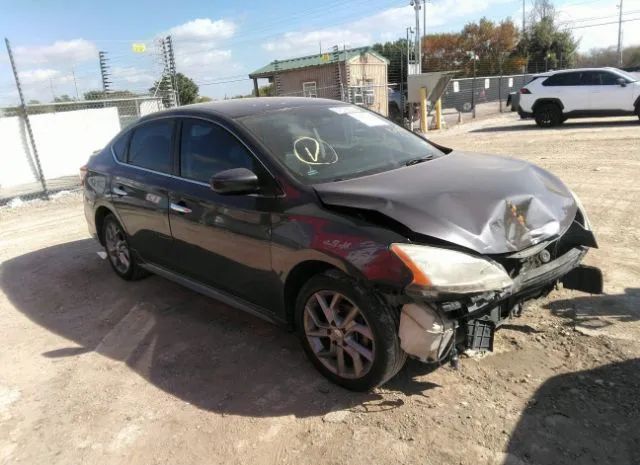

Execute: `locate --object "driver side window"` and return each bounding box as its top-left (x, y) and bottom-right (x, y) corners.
top-left (179, 119), bottom-right (257, 183)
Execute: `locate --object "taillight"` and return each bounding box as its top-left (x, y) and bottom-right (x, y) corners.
top-left (79, 165), bottom-right (88, 186)
top-left (520, 88), bottom-right (532, 94)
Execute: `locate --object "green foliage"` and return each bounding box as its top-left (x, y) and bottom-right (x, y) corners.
top-left (150, 72), bottom-right (199, 105)
top-left (518, 0), bottom-right (579, 71)
top-left (252, 84), bottom-right (275, 97)
top-left (372, 39), bottom-right (409, 84)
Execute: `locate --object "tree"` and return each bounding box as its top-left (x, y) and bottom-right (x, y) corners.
top-left (150, 72), bottom-right (199, 105)
top-left (460, 18), bottom-right (520, 75)
top-left (417, 18), bottom-right (520, 76)
top-left (196, 95), bottom-right (212, 103)
top-left (252, 84), bottom-right (275, 97)
top-left (577, 44), bottom-right (640, 67)
top-left (372, 39), bottom-right (409, 85)
top-left (422, 33), bottom-right (465, 72)
top-left (517, 0), bottom-right (579, 71)
top-left (54, 94), bottom-right (73, 103)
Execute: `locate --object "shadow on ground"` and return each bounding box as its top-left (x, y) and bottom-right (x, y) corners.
top-left (471, 118), bottom-right (639, 133)
top-left (545, 288), bottom-right (640, 332)
top-left (0, 239), bottom-right (438, 417)
top-left (505, 358), bottom-right (640, 465)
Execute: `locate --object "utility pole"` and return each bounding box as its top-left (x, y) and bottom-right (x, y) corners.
top-left (412, 0), bottom-right (422, 73)
top-left (617, 0), bottom-right (624, 66)
top-left (406, 27), bottom-right (414, 74)
top-left (5, 38), bottom-right (48, 198)
top-left (422, 0), bottom-right (426, 71)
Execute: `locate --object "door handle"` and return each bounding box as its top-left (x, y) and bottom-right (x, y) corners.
top-left (170, 202), bottom-right (192, 214)
top-left (112, 186), bottom-right (127, 196)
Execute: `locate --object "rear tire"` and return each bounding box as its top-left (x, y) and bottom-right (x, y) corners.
top-left (534, 103), bottom-right (563, 128)
top-left (294, 270), bottom-right (406, 391)
top-left (102, 214), bottom-right (148, 281)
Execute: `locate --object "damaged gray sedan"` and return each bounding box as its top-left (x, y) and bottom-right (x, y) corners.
top-left (84, 98), bottom-right (602, 391)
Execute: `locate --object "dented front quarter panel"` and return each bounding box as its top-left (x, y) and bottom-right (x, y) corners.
top-left (314, 151), bottom-right (577, 254)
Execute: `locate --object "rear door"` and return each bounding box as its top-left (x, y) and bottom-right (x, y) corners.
top-left (542, 71), bottom-right (586, 112)
top-left (168, 117), bottom-right (280, 310)
top-left (585, 70), bottom-right (635, 111)
top-left (110, 118), bottom-right (175, 267)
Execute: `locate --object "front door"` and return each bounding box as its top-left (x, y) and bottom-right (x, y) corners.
top-left (110, 119), bottom-right (175, 267)
top-left (168, 118), bottom-right (280, 310)
top-left (584, 70), bottom-right (636, 111)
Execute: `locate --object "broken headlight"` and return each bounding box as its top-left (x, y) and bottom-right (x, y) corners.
top-left (570, 189), bottom-right (591, 230)
top-left (391, 244), bottom-right (513, 295)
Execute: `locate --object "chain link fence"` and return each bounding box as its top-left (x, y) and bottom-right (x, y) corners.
top-left (0, 97), bottom-right (166, 204)
top-left (1, 37), bottom-right (177, 205)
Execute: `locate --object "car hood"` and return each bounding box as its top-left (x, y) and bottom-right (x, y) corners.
top-left (313, 151), bottom-right (577, 254)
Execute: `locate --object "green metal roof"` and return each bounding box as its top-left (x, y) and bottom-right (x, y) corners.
top-left (249, 47), bottom-right (388, 78)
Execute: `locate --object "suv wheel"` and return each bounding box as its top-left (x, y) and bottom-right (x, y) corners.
top-left (295, 270), bottom-right (407, 391)
top-left (102, 214), bottom-right (147, 281)
top-left (534, 103), bottom-right (563, 128)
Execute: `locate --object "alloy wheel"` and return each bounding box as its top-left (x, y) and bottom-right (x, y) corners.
top-left (303, 291), bottom-right (376, 379)
top-left (104, 221), bottom-right (131, 274)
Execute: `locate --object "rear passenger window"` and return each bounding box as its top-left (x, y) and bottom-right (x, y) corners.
top-left (112, 133), bottom-right (129, 161)
top-left (542, 72), bottom-right (581, 86)
top-left (180, 119), bottom-right (256, 183)
top-left (128, 120), bottom-right (173, 173)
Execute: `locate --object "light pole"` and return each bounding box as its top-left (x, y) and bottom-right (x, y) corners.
top-left (617, 0), bottom-right (624, 66)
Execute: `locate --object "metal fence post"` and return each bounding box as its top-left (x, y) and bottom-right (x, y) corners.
top-left (5, 37), bottom-right (48, 199)
top-left (498, 75), bottom-right (503, 113)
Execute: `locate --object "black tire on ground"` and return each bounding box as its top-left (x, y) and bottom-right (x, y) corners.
top-left (294, 270), bottom-right (407, 391)
top-left (534, 103), bottom-right (563, 128)
top-left (102, 214), bottom-right (148, 281)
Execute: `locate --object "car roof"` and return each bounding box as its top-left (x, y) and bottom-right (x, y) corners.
top-left (140, 97), bottom-right (349, 122)
top-left (532, 67), bottom-right (620, 77)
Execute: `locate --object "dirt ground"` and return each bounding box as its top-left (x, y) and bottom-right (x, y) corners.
top-left (1, 113), bottom-right (639, 465)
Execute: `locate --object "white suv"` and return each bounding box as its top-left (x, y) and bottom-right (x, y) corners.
top-left (518, 67), bottom-right (640, 127)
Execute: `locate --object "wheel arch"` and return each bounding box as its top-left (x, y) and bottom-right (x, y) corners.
top-left (532, 98), bottom-right (564, 112)
top-left (94, 205), bottom-right (118, 246)
top-left (283, 260), bottom-right (345, 329)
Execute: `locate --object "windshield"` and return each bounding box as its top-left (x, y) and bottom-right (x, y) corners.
top-left (237, 105), bottom-right (444, 184)
top-left (614, 69), bottom-right (639, 82)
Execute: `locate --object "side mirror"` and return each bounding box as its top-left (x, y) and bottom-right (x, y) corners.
top-left (210, 168), bottom-right (259, 195)
top-left (617, 77), bottom-right (627, 87)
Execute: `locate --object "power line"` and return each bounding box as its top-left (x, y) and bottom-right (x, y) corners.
top-left (568, 16), bottom-right (640, 29)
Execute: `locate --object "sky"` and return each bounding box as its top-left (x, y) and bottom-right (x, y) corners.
top-left (0, 0), bottom-right (639, 105)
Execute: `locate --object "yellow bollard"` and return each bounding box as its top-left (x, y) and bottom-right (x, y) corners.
top-left (435, 98), bottom-right (442, 130)
top-left (420, 87), bottom-right (428, 133)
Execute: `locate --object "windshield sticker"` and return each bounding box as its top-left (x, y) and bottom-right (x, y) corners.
top-left (293, 137), bottom-right (339, 165)
top-left (347, 111), bottom-right (389, 127)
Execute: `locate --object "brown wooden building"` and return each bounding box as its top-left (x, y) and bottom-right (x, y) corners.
top-left (249, 47), bottom-right (389, 116)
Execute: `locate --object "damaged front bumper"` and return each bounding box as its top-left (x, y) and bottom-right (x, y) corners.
top-left (397, 226), bottom-right (603, 363)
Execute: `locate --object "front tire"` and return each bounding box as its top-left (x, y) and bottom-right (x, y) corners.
top-left (294, 270), bottom-right (407, 391)
top-left (534, 103), bottom-right (563, 127)
top-left (102, 214), bottom-right (147, 281)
